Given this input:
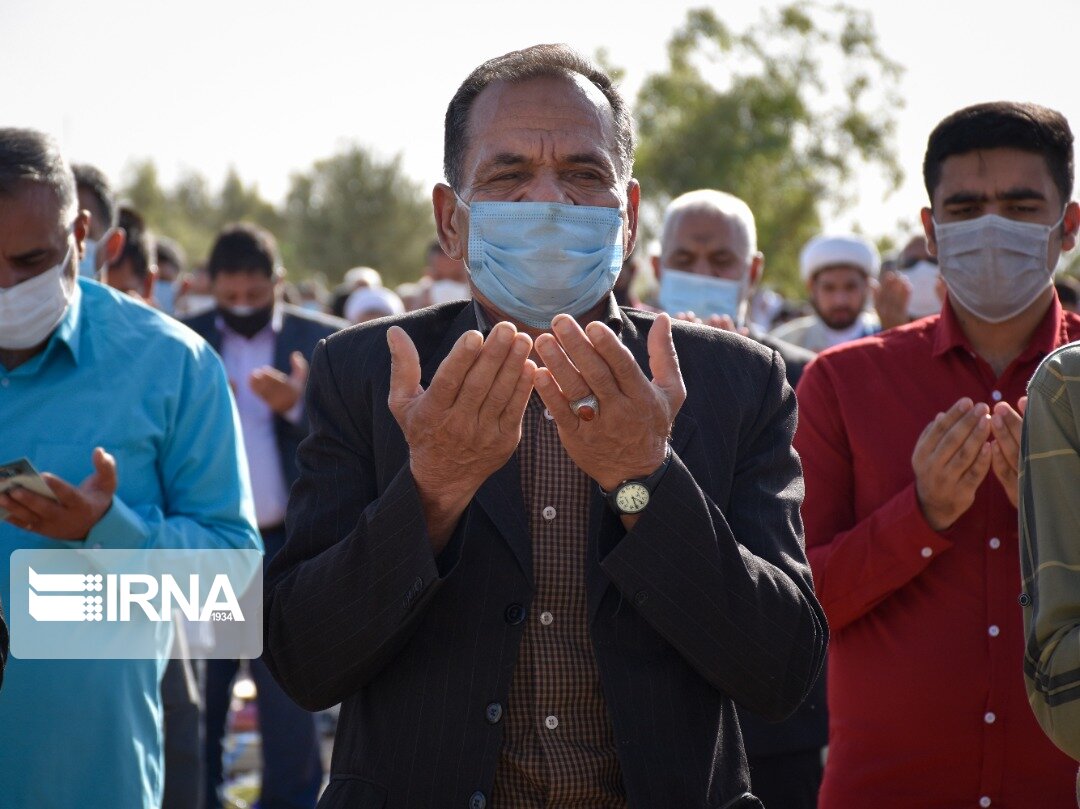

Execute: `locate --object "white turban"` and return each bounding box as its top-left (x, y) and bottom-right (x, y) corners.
top-left (800, 234), bottom-right (880, 281)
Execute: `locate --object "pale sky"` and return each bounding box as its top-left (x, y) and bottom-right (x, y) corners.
top-left (3, 0), bottom-right (1079, 246)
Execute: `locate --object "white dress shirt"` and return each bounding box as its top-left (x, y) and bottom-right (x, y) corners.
top-left (218, 311), bottom-right (298, 529)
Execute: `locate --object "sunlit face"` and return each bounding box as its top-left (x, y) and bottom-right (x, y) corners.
top-left (211, 269), bottom-right (277, 309)
top-left (923, 147), bottom-right (1079, 270)
top-left (0, 180), bottom-right (82, 291)
top-left (102, 257), bottom-right (152, 302)
top-left (660, 209), bottom-right (755, 281)
top-left (809, 265), bottom-right (871, 331)
top-left (444, 74), bottom-right (638, 259)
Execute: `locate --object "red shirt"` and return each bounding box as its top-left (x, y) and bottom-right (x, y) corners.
top-left (795, 297), bottom-right (1080, 809)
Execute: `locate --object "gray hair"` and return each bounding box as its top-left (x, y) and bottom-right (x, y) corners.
top-left (443, 44), bottom-right (635, 191)
top-left (0, 128), bottom-right (77, 225)
top-left (662, 189), bottom-right (758, 256)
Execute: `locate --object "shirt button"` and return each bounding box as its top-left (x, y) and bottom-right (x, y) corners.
top-left (921, 547), bottom-right (933, 558)
top-left (980, 797), bottom-right (992, 807)
top-left (988, 625), bottom-right (1000, 637)
top-left (991, 390), bottom-right (1003, 402)
top-left (0, 378), bottom-right (8, 387)
top-left (540, 611), bottom-right (554, 626)
top-left (544, 715), bottom-right (559, 730)
top-left (989, 537), bottom-right (1001, 550)
top-left (485, 702), bottom-right (503, 724)
top-left (543, 408), bottom-right (554, 421)
top-left (468, 791), bottom-right (487, 809)
top-left (541, 506), bottom-right (557, 521)
top-left (984, 711), bottom-right (996, 724)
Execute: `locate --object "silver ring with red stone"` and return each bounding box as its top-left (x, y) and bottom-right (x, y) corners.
top-left (570, 394), bottom-right (599, 422)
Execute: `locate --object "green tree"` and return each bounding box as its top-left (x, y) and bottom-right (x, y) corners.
top-left (120, 162), bottom-right (283, 272)
top-left (634, 3), bottom-right (904, 296)
top-left (283, 146), bottom-right (434, 285)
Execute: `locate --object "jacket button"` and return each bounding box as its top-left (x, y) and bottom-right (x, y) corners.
top-left (468, 791), bottom-right (487, 809)
top-left (485, 702), bottom-right (503, 724)
top-left (1019, 593), bottom-right (1031, 607)
top-left (504, 603), bottom-right (526, 625)
top-left (634, 590), bottom-right (649, 606)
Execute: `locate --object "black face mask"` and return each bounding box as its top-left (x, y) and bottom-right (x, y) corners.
top-left (220, 304), bottom-right (273, 338)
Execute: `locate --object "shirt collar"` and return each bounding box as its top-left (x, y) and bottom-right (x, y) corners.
top-left (46, 276), bottom-right (84, 366)
top-left (932, 293), bottom-right (1066, 362)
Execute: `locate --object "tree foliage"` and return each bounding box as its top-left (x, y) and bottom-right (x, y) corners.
top-left (119, 146), bottom-right (433, 286)
top-left (284, 147), bottom-right (432, 284)
top-left (634, 2), bottom-right (904, 295)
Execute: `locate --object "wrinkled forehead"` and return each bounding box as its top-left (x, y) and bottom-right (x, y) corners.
top-left (463, 74), bottom-right (619, 166)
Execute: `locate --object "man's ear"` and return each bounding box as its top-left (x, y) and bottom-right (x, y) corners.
top-left (433, 183), bottom-right (467, 261)
top-left (748, 252), bottom-right (764, 290)
top-left (99, 227), bottom-right (126, 270)
top-left (624, 180), bottom-right (641, 258)
top-left (1061, 200), bottom-right (1080, 253)
top-left (74, 210), bottom-right (90, 257)
top-left (920, 207), bottom-right (937, 258)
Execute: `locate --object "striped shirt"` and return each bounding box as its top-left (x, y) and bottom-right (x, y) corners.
top-left (1020, 339), bottom-right (1080, 801)
top-left (492, 394), bottom-right (626, 806)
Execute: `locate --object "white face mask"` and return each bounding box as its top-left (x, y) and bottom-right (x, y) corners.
top-left (0, 245), bottom-right (76, 350)
top-left (657, 267), bottom-right (745, 322)
top-left (900, 260), bottom-right (942, 319)
top-left (78, 238), bottom-right (98, 278)
top-left (934, 213), bottom-right (1063, 323)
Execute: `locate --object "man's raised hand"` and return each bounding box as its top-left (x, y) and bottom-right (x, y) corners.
top-left (533, 312), bottom-right (685, 495)
top-left (387, 322), bottom-right (535, 550)
top-left (912, 397), bottom-right (992, 532)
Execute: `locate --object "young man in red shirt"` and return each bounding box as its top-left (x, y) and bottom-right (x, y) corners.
top-left (796, 102), bottom-right (1080, 808)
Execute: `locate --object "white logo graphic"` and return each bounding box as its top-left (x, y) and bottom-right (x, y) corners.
top-left (28, 568), bottom-right (244, 623)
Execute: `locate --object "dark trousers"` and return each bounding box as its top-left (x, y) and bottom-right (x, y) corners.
top-left (203, 525), bottom-right (323, 809)
top-left (748, 748), bottom-right (823, 809)
top-left (162, 653), bottom-right (204, 809)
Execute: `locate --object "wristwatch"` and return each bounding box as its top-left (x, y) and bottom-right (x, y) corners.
top-left (600, 445), bottom-right (673, 515)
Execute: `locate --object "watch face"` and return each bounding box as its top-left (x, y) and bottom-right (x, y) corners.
top-left (615, 482), bottom-right (650, 514)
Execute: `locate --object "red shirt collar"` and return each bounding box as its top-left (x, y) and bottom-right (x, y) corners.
top-left (931, 293), bottom-right (1066, 363)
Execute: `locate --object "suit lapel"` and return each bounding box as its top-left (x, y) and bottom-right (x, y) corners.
top-left (273, 310), bottom-right (297, 373)
top-left (421, 304), bottom-right (533, 584)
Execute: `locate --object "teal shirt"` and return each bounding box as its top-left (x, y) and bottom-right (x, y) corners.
top-left (0, 278), bottom-right (261, 808)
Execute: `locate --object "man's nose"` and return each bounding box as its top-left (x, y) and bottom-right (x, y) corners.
top-left (521, 173), bottom-right (572, 204)
top-left (689, 258), bottom-right (712, 277)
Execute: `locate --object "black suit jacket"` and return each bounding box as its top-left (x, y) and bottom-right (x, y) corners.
top-left (182, 304), bottom-right (347, 494)
top-left (264, 300), bottom-right (827, 809)
top-left (739, 328), bottom-right (827, 758)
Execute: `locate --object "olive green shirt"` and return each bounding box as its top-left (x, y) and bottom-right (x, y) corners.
top-left (1020, 339), bottom-right (1080, 804)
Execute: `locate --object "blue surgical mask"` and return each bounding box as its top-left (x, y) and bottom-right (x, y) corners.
top-left (79, 238), bottom-right (99, 278)
top-left (657, 268), bottom-right (744, 322)
top-left (458, 196), bottom-right (624, 329)
top-left (155, 279), bottom-right (176, 315)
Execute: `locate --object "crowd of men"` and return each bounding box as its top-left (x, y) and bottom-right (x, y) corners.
top-left (2, 42), bottom-right (1080, 809)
